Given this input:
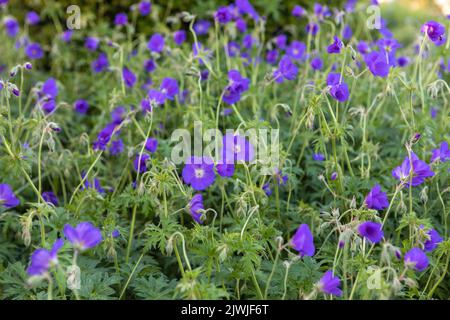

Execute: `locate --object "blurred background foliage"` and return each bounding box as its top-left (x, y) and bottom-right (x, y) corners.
top-left (5, 0), bottom-right (445, 40)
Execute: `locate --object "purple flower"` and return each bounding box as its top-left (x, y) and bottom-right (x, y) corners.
top-left (194, 20), bottom-right (211, 36)
top-left (235, 0), bottom-right (259, 21)
top-left (314, 3), bottom-right (331, 21)
top-left (327, 36), bottom-right (343, 54)
top-left (160, 77), bottom-right (179, 100)
top-left (342, 25), bottom-right (353, 40)
top-left (318, 270), bottom-right (342, 296)
top-left (92, 53), bottom-right (109, 73)
top-left (138, 1), bottom-right (151, 16)
top-left (312, 153), bottom-right (325, 161)
top-left (273, 56), bottom-right (298, 83)
top-left (291, 224), bottom-right (315, 257)
top-left (26, 11), bottom-right (40, 25)
top-left (424, 228), bottom-right (443, 252)
top-left (221, 132), bottom-right (255, 163)
top-left (365, 51), bottom-right (390, 78)
top-left (430, 108), bottom-right (438, 119)
top-left (287, 41), bottom-right (306, 60)
top-left (275, 34), bottom-right (287, 49)
top-left (81, 172), bottom-right (105, 194)
top-left (114, 12), bottom-right (128, 26)
top-left (142, 89), bottom-right (166, 112)
top-left (182, 156), bottom-right (216, 191)
top-left (111, 229), bottom-right (120, 238)
top-left (42, 191), bottom-right (58, 206)
top-left (358, 221), bottom-right (384, 244)
top-left (64, 222), bottom-right (102, 251)
top-left (345, 0), bottom-right (357, 12)
top-left (274, 168), bottom-right (288, 185)
top-left (41, 78), bottom-right (58, 98)
top-left (143, 59), bottom-right (156, 73)
top-left (330, 172), bottom-right (338, 181)
top-left (122, 67), bottom-right (137, 88)
top-left (145, 137), bottom-right (158, 153)
top-left (189, 194), bottom-right (204, 224)
top-left (377, 38), bottom-right (400, 66)
top-left (226, 41), bottom-right (240, 57)
top-left (215, 6), bottom-right (232, 24)
top-left (133, 153), bottom-right (150, 173)
top-left (27, 239), bottom-right (63, 276)
top-left (421, 21), bottom-right (446, 46)
top-left (397, 56), bottom-right (410, 67)
top-left (25, 43), bottom-right (43, 59)
top-left (292, 5), bottom-right (305, 18)
top-left (242, 34), bottom-right (257, 49)
top-left (174, 30), bottom-right (186, 45)
top-left (0, 183), bottom-right (20, 208)
top-left (306, 23), bottom-right (319, 36)
top-left (148, 33), bottom-right (164, 53)
top-left (111, 106), bottom-right (126, 124)
top-left (216, 163), bottom-right (235, 178)
top-left (235, 18), bottom-right (247, 33)
top-left (266, 49), bottom-right (278, 65)
top-left (392, 152), bottom-right (434, 187)
top-left (93, 123), bottom-right (117, 150)
top-left (404, 247), bottom-right (429, 271)
top-left (357, 41), bottom-right (370, 54)
top-left (85, 37), bottom-right (100, 51)
top-left (61, 30), bottom-right (73, 43)
top-left (74, 99), bottom-right (89, 114)
top-left (223, 70), bottom-right (250, 104)
top-left (262, 183), bottom-right (272, 196)
top-left (327, 72), bottom-right (349, 102)
top-left (310, 57), bottom-right (323, 70)
top-left (109, 139), bottom-right (124, 155)
top-left (4, 17), bottom-right (19, 37)
top-left (431, 141), bottom-right (450, 163)
top-left (39, 98), bottom-right (56, 114)
top-left (365, 184), bottom-right (389, 211)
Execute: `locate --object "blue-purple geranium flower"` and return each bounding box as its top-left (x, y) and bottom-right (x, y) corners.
top-left (0, 183), bottom-right (20, 208)
top-left (392, 152), bottom-right (434, 187)
top-left (404, 247), bottom-right (429, 271)
top-left (27, 239), bottom-right (64, 276)
top-left (148, 33), bottom-right (165, 53)
top-left (182, 156), bottom-right (216, 191)
top-left (317, 270), bottom-right (342, 297)
top-left (223, 70), bottom-right (250, 105)
top-left (63, 222), bottom-right (102, 251)
top-left (431, 141), bottom-right (450, 163)
top-left (358, 221), bottom-right (384, 244)
top-left (291, 224), bottom-right (315, 257)
top-left (421, 21), bottom-right (446, 46)
top-left (273, 55), bottom-right (298, 83)
top-left (42, 191), bottom-right (59, 206)
top-left (188, 193), bottom-right (204, 224)
top-left (365, 184), bottom-right (389, 211)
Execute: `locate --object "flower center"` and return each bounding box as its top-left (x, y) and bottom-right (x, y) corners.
top-left (195, 168), bottom-right (205, 178)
